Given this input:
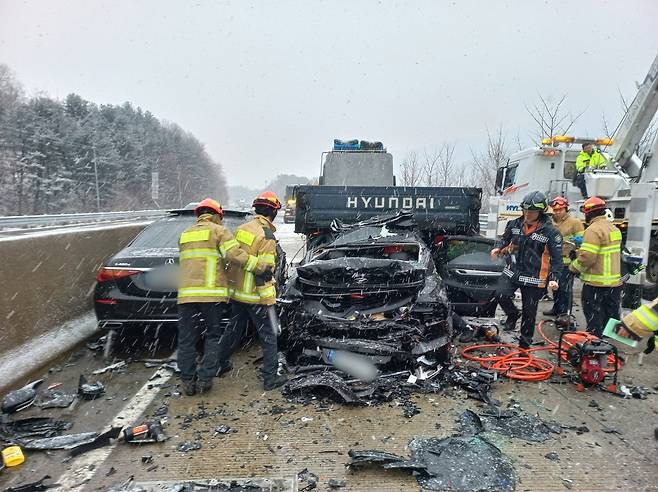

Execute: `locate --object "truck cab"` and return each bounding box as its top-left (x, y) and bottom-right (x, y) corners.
top-left (319, 139), bottom-right (395, 186)
top-left (493, 136), bottom-right (632, 229)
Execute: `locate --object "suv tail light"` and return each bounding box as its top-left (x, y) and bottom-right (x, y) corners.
top-left (96, 267), bottom-right (142, 282)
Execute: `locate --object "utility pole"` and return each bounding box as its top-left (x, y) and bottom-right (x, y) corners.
top-left (92, 143), bottom-right (100, 212)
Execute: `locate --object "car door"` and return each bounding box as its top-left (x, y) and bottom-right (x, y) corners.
top-left (434, 235), bottom-right (504, 317)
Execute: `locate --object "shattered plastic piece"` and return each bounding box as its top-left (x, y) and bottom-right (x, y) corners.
top-left (402, 401), bottom-right (420, 418)
top-left (460, 407), bottom-right (559, 442)
top-left (3, 474), bottom-right (59, 491)
top-left (0, 417), bottom-right (72, 440)
top-left (69, 427), bottom-right (123, 456)
top-left (19, 431), bottom-right (100, 450)
top-left (545, 452), bottom-right (560, 461)
top-left (37, 390), bottom-right (77, 409)
top-left (78, 375), bottom-right (105, 400)
top-left (214, 425), bottom-right (233, 435)
top-left (328, 479), bottom-right (346, 489)
top-left (297, 468), bottom-right (319, 491)
top-left (283, 372), bottom-right (360, 404)
top-left (177, 441), bottom-right (201, 452)
top-left (92, 361), bottom-right (127, 375)
top-left (2, 380), bottom-right (43, 414)
top-left (348, 436), bottom-right (517, 492)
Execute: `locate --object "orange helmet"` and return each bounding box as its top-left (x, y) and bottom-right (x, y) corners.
top-left (580, 196), bottom-right (606, 214)
top-left (253, 191), bottom-right (282, 210)
top-left (194, 198), bottom-right (224, 218)
top-left (551, 196), bottom-right (569, 210)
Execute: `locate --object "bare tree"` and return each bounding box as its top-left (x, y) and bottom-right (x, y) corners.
top-left (525, 94), bottom-right (585, 142)
top-left (421, 147), bottom-right (441, 186)
top-left (399, 151), bottom-right (423, 186)
top-left (470, 126), bottom-right (510, 202)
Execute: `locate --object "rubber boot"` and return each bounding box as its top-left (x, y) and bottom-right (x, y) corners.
top-left (264, 374), bottom-right (288, 391)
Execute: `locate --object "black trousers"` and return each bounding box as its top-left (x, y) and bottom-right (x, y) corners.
top-left (496, 276), bottom-right (544, 348)
top-left (216, 302), bottom-right (278, 382)
top-left (552, 266), bottom-right (573, 315)
top-left (177, 302), bottom-right (229, 384)
top-left (574, 173), bottom-right (588, 198)
top-left (581, 284), bottom-right (621, 337)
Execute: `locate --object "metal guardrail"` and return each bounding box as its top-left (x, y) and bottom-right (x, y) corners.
top-left (0, 210), bottom-right (168, 229)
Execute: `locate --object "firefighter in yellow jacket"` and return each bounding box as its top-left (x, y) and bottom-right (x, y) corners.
top-left (216, 191), bottom-right (288, 391)
top-left (612, 297), bottom-right (658, 354)
top-left (544, 196), bottom-right (584, 316)
top-left (569, 197), bottom-right (622, 337)
top-left (177, 198), bottom-right (272, 396)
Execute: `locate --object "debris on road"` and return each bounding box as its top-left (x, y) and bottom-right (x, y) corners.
top-left (177, 440), bottom-right (201, 452)
top-left (348, 434), bottom-right (517, 491)
top-left (123, 420), bottom-right (167, 444)
top-left (297, 468), bottom-right (319, 491)
top-left (36, 389), bottom-right (77, 409)
top-left (3, 474), bottom-right (59, 491)
top-left (92, 360), bottom-right (127, 375)
top-left (18, 431), bottom-right (101, 451)
top-left (1, 380), bottom-right (43, 414)
top-left (77, 374), bottom-right (105, 400)
top-left (459, 407), bottom-right (560, 442)
top-left (0, 417), bottom-right (72, 440)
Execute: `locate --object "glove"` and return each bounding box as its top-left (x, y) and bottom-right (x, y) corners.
top-left (569, 250), bottom-right (578, 261)
top-left (573, 236), bottom-right (583, 247)
top-left (645, 335), bottom-right (655, 355)
top-left (260, 267), bottom-right (274, 282)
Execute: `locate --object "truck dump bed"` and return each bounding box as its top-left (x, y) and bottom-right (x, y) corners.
top-left (294, 185), bottom-right (482, 235)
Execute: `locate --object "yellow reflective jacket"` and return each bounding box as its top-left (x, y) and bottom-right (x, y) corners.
top-left (552, 212), bottom-right (584, 264)
top-left (177, 214), bottom-right (269, 304)
top-left (575, 150), bottom-right (607, 173)
top-left (569, 215), bottom-right (622, 287)
top-left (622, 297), bottom-right (658, 339)
top-left (229, 215), bottom-right (278, 306)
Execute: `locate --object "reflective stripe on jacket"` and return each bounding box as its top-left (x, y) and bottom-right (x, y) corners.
top-left (177, 214), bottom-right (268, 304)
top-left (229, 215), bottom-right (278, 306)
top-left (552, 213), bottom-right (584, 265)
top-left (575, 150), bottom-right (607, 173)
top-left (622, 297), bottom-right (658, 339)
top-left (497, 215), bottom-right (563, 288)
top-left (569, 215), bottom-right (622, 287)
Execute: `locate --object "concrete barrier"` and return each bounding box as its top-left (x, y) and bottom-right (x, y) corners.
top-left (0, 223), bottom-right (148, 386)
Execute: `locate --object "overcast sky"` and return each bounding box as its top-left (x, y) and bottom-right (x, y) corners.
top-left (1, 0), bottom-right (657, 187)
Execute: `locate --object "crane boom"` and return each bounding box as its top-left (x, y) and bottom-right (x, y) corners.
top-left (609, 53), bottom-right (658, 174)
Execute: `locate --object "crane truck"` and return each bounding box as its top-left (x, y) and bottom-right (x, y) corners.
top-left (486, 53), bottom-right (658, 302)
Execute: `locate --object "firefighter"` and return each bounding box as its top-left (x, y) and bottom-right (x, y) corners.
top-left (216, 191), bottom-right (288, 391)
top-left (490, 191), bottom-right (563, 349)
top-left (612, 297), bottom-right (658, 354)
top-left (569, 196), bottom-right (622, 337)
top-left (574, 143), bottom-right (608, 198)
top-left (543, 196), bottom-right (584, 317)
top-left (177, 198), bottom-right (273, 396)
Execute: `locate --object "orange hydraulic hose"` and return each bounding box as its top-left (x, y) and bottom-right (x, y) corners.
top-left (460, 320), bottom-right (622, 381)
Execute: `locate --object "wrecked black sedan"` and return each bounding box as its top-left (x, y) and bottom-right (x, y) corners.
top-left (280, 213), bottom-right (453, 373)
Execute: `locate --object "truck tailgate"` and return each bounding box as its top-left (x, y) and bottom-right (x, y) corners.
top-left (294, 185), bottom-right (482, 234)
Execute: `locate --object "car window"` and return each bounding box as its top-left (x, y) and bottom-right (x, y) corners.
top-left (445, 239), bottom-right (492, 262)
top-left (128, 215), bottom-right (246, 249)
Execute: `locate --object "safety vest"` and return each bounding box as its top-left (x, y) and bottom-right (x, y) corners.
top-left (622, 297), bottom-right (658, 338)
top-left (569, 215), bottom-right (622, 287)
top-left (229, 215), bottom-right (278, 306)
top-left (575, 150), bottom-right (607, 173)
top-left (177, 214), bottom-right (263, 304)
top-left (552, 213), bottom-right (584, 265)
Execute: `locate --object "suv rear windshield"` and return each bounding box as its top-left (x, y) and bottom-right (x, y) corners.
top-left (128, 215), bottom-right (247, 249)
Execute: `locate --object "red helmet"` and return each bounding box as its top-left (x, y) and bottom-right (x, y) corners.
top-left (194, 198), bottom-right (224, 218)
top-left (252, 191), bottom-right (282, 210)
top-left (550, 196), bottom-right (569, 210)
top-left (580, 196), bottom-right (606, 214)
